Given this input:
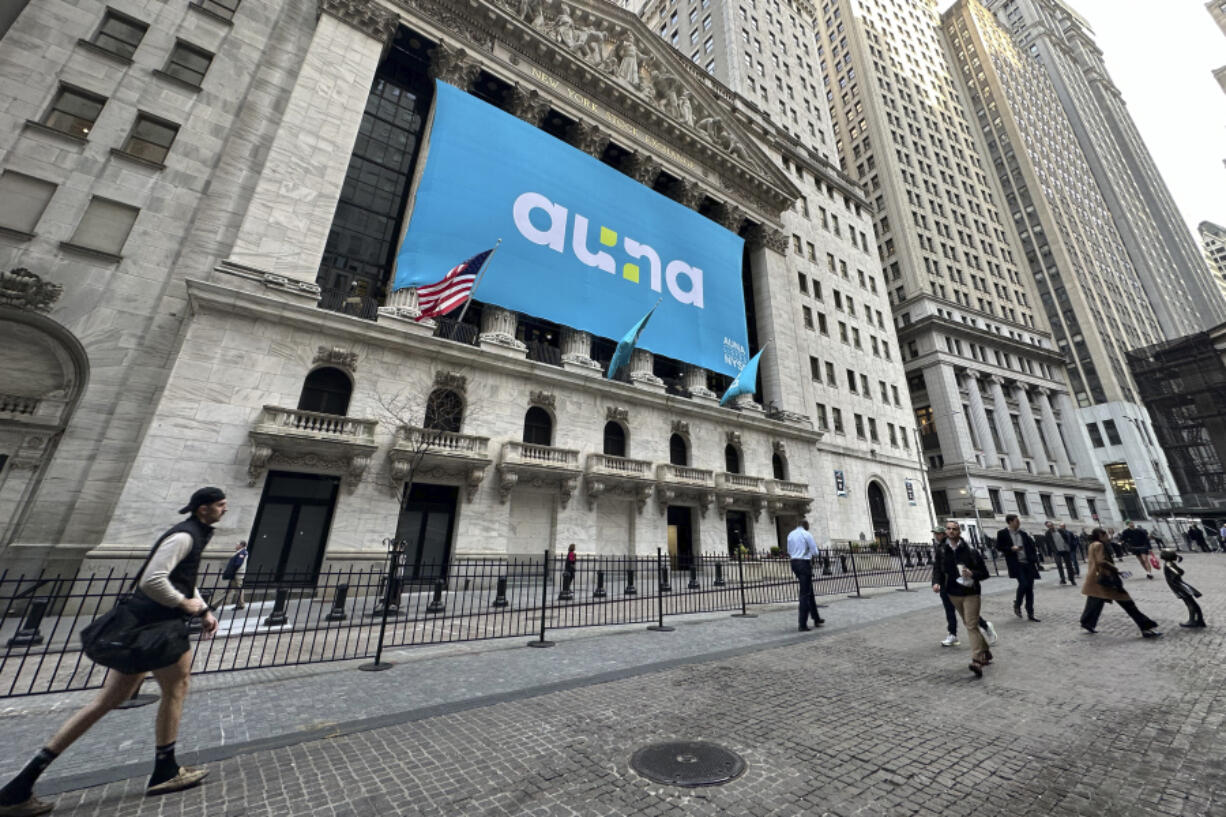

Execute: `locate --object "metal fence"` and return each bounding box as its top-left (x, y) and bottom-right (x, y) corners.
top-left (0, 543), bottom-right (944, 698)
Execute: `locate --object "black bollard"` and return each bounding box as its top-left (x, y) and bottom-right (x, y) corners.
top-left (492, 576), bottom-right (509, 607)
top-left (624, 568), bottom-right (638, 595)
top-left (904, 548), bottom-right (913, 568)
top-left (426, 579), bottom-right (446, 613)
top-left (839, 554), bottom-right (848, 573)
top-left (659, 567), bottom-right (672, 593)
top-left (688, 564), bottom-right (700, 589)
top-left (558, 572), bottom-right (574, 601)
top-left (821, 555), bottom-right (832, 575)
top-left (326, 584), bottom-right (349, 621)
top-left (713, 562), bottom-right (726, 586)
top-left (263, 587), bottom-right (289, 627)
top-left (7, 597), bottom-right (48, 647)
top-left (592, 570), bottom-right (607, 599)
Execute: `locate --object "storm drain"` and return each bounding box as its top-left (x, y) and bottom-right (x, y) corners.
top-left (629, 741), bottom-right (746, 787)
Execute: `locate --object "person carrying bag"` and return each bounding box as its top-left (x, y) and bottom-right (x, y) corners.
top-left (0, 487), bottom-right (226, 817)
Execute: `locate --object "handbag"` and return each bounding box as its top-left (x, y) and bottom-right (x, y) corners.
top-left (1096, 569), bottom-right (1124, 593)
top-left (1148, 553), bottom-right (1160, 570)
top-left (79, 543), bottom-right (192, 674)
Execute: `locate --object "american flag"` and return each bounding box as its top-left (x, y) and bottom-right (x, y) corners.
top-left (414, 249), bottom-right (493, 321)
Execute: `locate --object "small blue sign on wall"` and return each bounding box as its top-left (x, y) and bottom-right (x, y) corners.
top-left (393, 82), bottom-right (749, 376)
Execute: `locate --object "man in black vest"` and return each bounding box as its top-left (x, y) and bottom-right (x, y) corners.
top-left (996, 513), bottom-right (1042, 622)
top-left (0, 488), bottom-right (225, 817)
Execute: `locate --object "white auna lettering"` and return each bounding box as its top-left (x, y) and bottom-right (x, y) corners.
top-left (512, 192), bottom-right (704, 309)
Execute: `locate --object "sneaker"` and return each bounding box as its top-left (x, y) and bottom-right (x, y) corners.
top-left (0, 797), bottom-right (54, 817)
top-left (1141, 629), bottom-right (1163, 639)
top-left (941, 634), bottom-right (959, 647)
top-left (981, 620), bottom-right (998, 645)
top-left (147, 767), bottom-right (209, 796)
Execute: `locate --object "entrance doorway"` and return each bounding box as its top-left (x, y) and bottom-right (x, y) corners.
top-left (725, 510), bottom-right (751, 556)
top-left (246, 472), bottom-right (340, 584)
top-left (667, 505), bottom-right (694, 568)
top-left (867, 481), bottom-right (892, 547)
top-left (393, 483), bottom-right (459, 582)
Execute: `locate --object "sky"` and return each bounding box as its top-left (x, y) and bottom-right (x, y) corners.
top-left (938, 0), bottom-right (1226, 236)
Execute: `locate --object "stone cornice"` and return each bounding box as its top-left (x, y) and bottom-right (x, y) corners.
top-left (387, 0), bottom-right (799, 223)
top-left (189, 276), bottom-right (821, 442)
top-left (319, 0), bottom-right (399, 46)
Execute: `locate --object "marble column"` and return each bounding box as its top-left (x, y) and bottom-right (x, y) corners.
top-left (1036, 388), bottom-right (1073, 476)
top-left (629, 349), bottom-right (664, 388)
top-left (479, 306), bottom-right (526, 355)
top-left (963, 372), bottom-right (999, 468)
top-left (1054, 391), bottom-right (1093, 479)
top-left (226, 1), bottom-right (397, 290)
top-left (927, 365), bottom-right (975, 465)
top-left (988, 376), bottom-right (1025, 470)
top-left (1013, 385), bottom-right (1051, 475)
top-left (561, 327), bottom-right (601, 373)
top-left (684, 365), bottom-right (717, 400)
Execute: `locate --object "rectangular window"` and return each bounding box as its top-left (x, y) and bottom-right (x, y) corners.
top-left (888, 423), bottom-right (897, 446)
top-left (878, 381), bottom-right (888, 402)
top-left (802, 305), bottom-right (814, 329)
top-left (91, 10), bottom-right (147, 59)
top-left (860, 374), bottom-right (870, 396)
top-left (846, 369), bottom-right (857, 392)
top-left (1085, 422), bottom-right (1105, 448)
top-left (1087, 497), bottom-right (1098, 519)
top-left (815, 403), bottom-right (828, 431)
top-left (162, 40), bottom-right (214, 87)
top-left (891, 385), bottom-right (900, 406)
top-left (121, 113), bottom-right (179, 164)
top-left (1014, 491), bottom-right (1030, 516)
top-left (852, 327), bottom-right (861, 349)
top-left (797, 272), bottom-right (808, 294)
top-left (839, 321), bottom-right (848, 343)
top-left (67, 196), bottom-right (139, 257)
top-left (1040, 493), bottom-right (1055, 518)
top-left (810, 356), bottom-right (822, 381)
top-left (832, 407), bottom-right (844, 434)
top-left (989, 488), bottom-right (1003, 514)
top-left (1064, 495), bottom-right (1079, 519)
top-left (817, 312), bottom-right (828, 334)
top-left (868, 417), bottom-right (878, 443)
top-left (1102, 419), bottom-right (1122, 446)
top-left (854, 413), bottom-right (866, 439)
top-left (193, 0), bottom-right (241, 20)
top-left (825, 361), bottom-right (836, 384)
top-left (0, 171), bottom-right (56, 235)
top-left (42, 86), bottom-right (106, 138)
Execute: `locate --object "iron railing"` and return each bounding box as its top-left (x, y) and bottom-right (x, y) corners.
top-left (0, 543), bottom-right (949, 698)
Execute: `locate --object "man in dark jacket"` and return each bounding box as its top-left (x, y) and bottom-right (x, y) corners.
top-left (1121, 521), bottom-right (1154, 579)
top-left (0, 488), bottom-right (225, 817)
top-left (996, 514), bottom-right (1042, 621)
top-left (1188, 524), bottom-right (1209, 553)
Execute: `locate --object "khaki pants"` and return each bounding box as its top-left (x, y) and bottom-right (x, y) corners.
top-left (950, 594), bottom-right (988, 661)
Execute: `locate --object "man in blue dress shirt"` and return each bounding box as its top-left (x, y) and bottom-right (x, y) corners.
top-left (787, 520), bottom-right (824, 631)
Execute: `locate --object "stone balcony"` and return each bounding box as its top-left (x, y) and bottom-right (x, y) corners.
top-left (497, 441), bottom-right (582, 506)
top-left (716, 471), bottom-right (769, 518)
top-left (766, 479), bottom-right (813, 518)
top-left (583, 453), bottom-right (655, 511)
top-left (388, 426), bottom-right (493, 502)
top-left (248, 406), bottom-right (378, 487)
top-left (655, 463), bottom-right (716, 515)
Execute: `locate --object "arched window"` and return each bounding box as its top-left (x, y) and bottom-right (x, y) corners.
top-left (669, 433), bottom-right (689, 466)
top-left (603, 421), bottom-right (627, 457)
top-left (423, 389), bottom-right (463, 433)
top-left (523, 406), bottom-right (553, 446)
top-left (724, 444), bottom-right (741, 474)
top-left (772, 453), bottom-right (787, 480)
top-left (297, 367), bottom-right (352, 415)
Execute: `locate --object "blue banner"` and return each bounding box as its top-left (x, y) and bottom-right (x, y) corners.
top-left (393, 82), bottom-right (749, 376)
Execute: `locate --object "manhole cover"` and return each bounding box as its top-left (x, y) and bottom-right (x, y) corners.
top-left (629, 741), bottom-right (746, 787)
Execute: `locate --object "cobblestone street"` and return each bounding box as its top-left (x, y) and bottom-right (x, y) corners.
top-left (9, 554), bottom-right (1226, 816)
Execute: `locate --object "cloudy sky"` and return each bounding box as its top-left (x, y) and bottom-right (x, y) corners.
top-left (937, 0), bottom-right (1225, 235)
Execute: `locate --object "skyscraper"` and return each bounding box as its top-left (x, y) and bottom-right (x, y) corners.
top-left (942, 0), bottom-right (1179, 524)
top-left (1210, 1), bottom-right (1226, 93)
top-left (1201, 221), bottom-right (1226, 301)
top-left (803, 0), bottom-right (1111, 528)
top-left (986, 0), bottom-right (1224, 338)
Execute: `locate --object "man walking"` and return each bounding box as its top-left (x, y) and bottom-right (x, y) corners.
top-left (996, 514), bottom-right (1042, 622)
top-left (1058, 523), bottom-right (1082, 573)
top-left (1043, 521), bottom-right (1076, 586)
top-left (211, 539), bottom-right (248, 611)
top-left (1188, 523), bottom-right (1209, 554)
top-left (1121, 521), bottom-right (1154, 579)
top-left (933, 528), bottom-right (997, 648)
top-left (932, 521), bottom-right (992, 677)
top-left (787, 520), bottom-right (824, 631)
top-left (0, 488), bottom-right (225, 817)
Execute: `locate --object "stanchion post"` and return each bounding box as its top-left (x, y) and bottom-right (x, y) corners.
top-left (360, 538), bottom-right (400, 671)
top-left (731, 549), bottom-right (757, 618)
top-left (647, 548), bottom-right (674, 632)
top-left (895, 540), bottom-right (912, 592)
top-left (847, 549), bottom-right (863, 598)
top-left (528, 548), bottom-right (555, 647)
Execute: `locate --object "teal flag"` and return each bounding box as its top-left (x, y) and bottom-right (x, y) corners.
top-left (607, 301), bottom-right (660, 380)
top-left (719, 347), bottom-right (765, 406)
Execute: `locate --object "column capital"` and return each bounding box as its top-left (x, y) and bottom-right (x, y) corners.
top-left (1035, 386), bottom-right (1052, 397)
top-left (988, 374), bottom-right (1007, 387)
top-left (319, 0), bottom-right (398, 46)
top-left (744, 223), bottom-right (788, 255)
top-left (509, 84), bottom-right (551, 126)
top-left (625, 152), bottom-right (662, 185)
top-left (429, 42), bottom-right (482, 90)
top-left (675, 179), bottom-right (706, 210)
top-left (713, 202), bottom-right (746, 233)
top-left (570, 121), bottom-right (610, 158)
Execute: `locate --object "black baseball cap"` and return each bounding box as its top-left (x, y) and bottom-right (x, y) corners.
top-left (179, 486), bottom-right (226, 514)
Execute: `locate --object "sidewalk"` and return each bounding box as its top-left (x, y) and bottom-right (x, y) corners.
top-left (0, 570), bottom-right (1020, 794)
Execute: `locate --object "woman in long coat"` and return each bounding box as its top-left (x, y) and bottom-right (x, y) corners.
top-left (1081, 527), bottom-right (1162, 638)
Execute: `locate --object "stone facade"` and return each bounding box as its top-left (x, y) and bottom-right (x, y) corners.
top-left (0, 0), bottom-right (932, 577)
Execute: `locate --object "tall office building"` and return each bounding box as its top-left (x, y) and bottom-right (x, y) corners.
top-left (941, 0), bottom-right (1178, 523)
top-left (1211, 1), bottom-right (1226, 93)
top-left (1202, 222), bottom-right (1226, 301)
top-left (801, 0), bottom-right (1111, 530)
top-left (987, 0), bottom-right (1224, 338)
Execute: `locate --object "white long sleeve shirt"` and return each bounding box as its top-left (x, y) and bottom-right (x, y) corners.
top-left (137, 533), bottom-right (204, 609)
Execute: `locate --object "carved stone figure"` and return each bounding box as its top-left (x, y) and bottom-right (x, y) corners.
top-left (614, 38), bottom-right (641, 86)
top-left (677, 90), bottom-right (694, 125)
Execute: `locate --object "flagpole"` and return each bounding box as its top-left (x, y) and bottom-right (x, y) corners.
top-left (455, 238), bottom-right (501, 325)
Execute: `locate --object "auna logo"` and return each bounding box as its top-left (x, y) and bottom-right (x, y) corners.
top-left (512, 192), bottom-right (705, 308)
